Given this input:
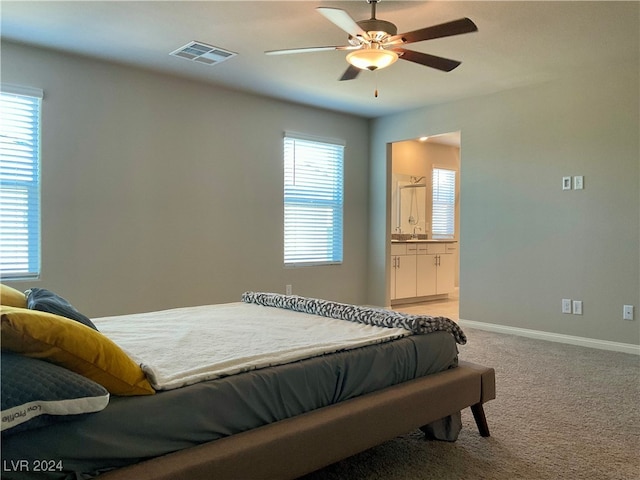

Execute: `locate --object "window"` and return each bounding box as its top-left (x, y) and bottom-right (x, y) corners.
top-left (0, 85), bottom-right (43, 279)
top-left (284, 133), bottom-right (344, 266)
top-left (431, 167), bottom-right (456, 240)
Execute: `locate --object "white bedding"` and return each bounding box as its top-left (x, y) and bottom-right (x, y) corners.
top-left (93, 302), bottom-right (409, 390)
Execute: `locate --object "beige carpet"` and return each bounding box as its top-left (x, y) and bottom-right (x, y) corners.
top-left (300, 328), bottom-right (640, 480)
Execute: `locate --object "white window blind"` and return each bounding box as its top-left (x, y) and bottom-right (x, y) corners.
top-left (0, 85), bottom-right (43, 279)
top-left (432, 167), bottom-right (456, 240)
top-left (284, 134), bottom-right (344, 266)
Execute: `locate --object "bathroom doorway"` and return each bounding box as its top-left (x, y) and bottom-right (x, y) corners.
top-left (389, 132), bottom-right (461, 321)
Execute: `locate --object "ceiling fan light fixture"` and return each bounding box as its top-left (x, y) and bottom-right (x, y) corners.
top-left (346, 47), bottom-right (398, 71)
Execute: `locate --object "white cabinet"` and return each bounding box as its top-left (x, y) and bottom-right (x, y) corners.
top-left (416, 253), bottom-right (437, 296)
top-left (390, 244), bottom-right (417, 300)
top-left (416, 243), bottom-right (455, 296)
top-left (436, 248), bottom-right (455, 294)
top-left (391, 241), bottom-right (456, 302)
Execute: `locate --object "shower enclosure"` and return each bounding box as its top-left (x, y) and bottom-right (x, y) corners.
top-left (393, 175), bottom-right (427, 236)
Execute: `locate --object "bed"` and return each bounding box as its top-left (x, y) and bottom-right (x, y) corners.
top-left (1, 287), bottom-right (495, 480)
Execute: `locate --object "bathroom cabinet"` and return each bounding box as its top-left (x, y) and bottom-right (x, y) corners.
top-left (390, 244), bottom-right (418, 300)
top-left (390, 241), bottom-right (456, 303)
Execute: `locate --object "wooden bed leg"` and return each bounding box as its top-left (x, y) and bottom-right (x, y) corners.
top-left (471, 403), bottom-right (490, 437)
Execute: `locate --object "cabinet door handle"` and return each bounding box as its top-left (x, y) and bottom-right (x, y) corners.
top-left (397, 257), bottom-right (401, 268)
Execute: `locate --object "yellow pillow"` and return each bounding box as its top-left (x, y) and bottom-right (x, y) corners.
top-left (1, 284), bottom-right (27, 308)
top-left (0, 306), bottom-right (154, 396)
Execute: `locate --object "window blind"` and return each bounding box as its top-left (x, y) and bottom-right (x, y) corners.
top-left (432, 167), bottom-right (456, 240)
top-left (0, 85), bottom-right (43, 279)
top-left (284, 134), bottom-right (344, 266)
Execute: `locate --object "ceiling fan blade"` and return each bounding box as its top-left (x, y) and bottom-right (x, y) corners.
top-left (339, 65), bottom-right (361, 81)
top-left (387, 17), bottom-right (478, 45)
top-left (393, 48), bottom-right (462, 72)
top-left (265, 45), bottom-right (356, 55)
top-left (317, 7), bottom-right (370, 40)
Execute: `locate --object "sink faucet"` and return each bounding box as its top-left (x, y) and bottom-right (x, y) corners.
top-left (412, 226), bottom-right (422, 239)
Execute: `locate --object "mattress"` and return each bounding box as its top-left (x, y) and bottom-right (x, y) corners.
top-left (92, 302), bottom-right (412, 391)
top-left (1, 331), bottom-right (458, 480)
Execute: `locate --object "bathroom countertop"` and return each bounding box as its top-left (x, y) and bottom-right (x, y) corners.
top-left (391, 239), bottom-right (457, 243)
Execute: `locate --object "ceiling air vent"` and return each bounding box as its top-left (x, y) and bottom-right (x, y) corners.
top-left (170, 41), bottom-right (237, 66)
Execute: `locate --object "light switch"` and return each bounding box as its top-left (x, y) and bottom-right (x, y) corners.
top-left (573, 175), bottom-right (584, 190)
top-left (572, 300), bottom-right (583, 315)
top-left (562, 177), bottom-right (572, 190)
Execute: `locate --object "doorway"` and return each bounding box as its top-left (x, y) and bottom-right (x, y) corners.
top-left (388, 132), bottom-right (461, 321)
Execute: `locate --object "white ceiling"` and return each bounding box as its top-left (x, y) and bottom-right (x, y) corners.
top-left (1, 1), bottom-right (638, 119)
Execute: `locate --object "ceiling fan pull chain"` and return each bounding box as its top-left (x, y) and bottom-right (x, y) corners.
top-left (374, 70), bottom-right (379, 97)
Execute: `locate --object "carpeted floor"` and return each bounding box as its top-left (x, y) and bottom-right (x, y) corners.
top-left (300, 328), bottom-right (640, 480)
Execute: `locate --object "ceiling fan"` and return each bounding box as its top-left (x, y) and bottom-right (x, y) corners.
top-left (265, 0), bottom-right (478, 81)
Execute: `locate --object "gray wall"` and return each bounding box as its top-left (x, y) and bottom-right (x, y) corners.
top-left (3, 41), bottom-right (638, 347)
top-left (368, 62), bottom-right (639, 346)
top-left (1, 42), bottom-right (371, 317)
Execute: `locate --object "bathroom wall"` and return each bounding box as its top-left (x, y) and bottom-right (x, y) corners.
top-left (391, 140), bottom-right (460, 240)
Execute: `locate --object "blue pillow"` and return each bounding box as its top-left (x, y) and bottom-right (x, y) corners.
top-left (1, 352), bottom-right (109, 435)
top-left (26, 288), bottom-right (98, 330)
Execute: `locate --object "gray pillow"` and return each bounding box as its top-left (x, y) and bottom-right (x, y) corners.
top-left (26, 288), bottom-right (98, 330)
top-left (1, 352), bottom-right (109, 435)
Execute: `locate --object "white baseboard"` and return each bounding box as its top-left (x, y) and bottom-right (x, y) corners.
top-left (458, 319), bottom-right (640, 355)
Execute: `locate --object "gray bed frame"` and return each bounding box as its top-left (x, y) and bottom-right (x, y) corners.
top-left (100, 360), bottom-right (495, 480)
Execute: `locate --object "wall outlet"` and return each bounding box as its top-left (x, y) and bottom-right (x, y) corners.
top-left (572, 300), bottom-right (583, 315)
top-left (623, 305), bottom-right (634, 321)
top-left (285, 284), bottom-right (292, 295)
top-left (562, 299), bottom-right (572, 314)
